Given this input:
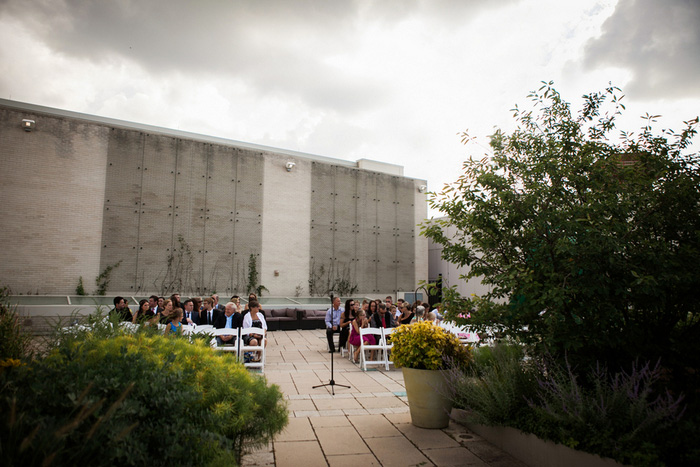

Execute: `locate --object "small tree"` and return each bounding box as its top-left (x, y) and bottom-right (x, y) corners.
top-left (422, 83), bottom-right (700, 381)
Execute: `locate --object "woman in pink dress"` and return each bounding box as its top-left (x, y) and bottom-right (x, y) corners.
top-left (349, 309), bottom-right (376, 363)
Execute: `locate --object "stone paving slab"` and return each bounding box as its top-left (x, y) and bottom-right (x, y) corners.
top-left (240, 329), bottom-right (528, 467)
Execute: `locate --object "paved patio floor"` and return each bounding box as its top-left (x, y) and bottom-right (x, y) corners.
top-left (241, 329), bottom-right (527, 467)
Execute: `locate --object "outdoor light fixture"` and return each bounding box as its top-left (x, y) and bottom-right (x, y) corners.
top-left (285, 161), bottom-right (296, 172)
top-left (418, 185), bottom-right (427, 193)
top-left (22, 119), bottom-right (35, 132)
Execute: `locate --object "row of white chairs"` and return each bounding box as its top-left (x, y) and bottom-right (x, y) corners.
top-left (208, 327), bottom-right (266, 373)
top-left (118, 322), bottom-right (266, 371)
top-left (350, 327), bottom-right (395, 372)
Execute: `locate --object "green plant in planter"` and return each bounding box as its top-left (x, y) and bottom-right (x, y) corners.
top-left (391, 321), bottom-right (471, 370)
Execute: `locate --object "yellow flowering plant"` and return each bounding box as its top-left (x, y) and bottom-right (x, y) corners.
top-left (390, 321), bottom-right (471, 370)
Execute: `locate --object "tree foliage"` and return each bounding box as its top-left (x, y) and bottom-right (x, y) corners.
top-left (422, 83), bottom-right (700, 380)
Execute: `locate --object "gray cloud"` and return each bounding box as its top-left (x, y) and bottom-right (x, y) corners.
top-left (0, 0), bottom-right (504, 114)
top-left (583, 0), bottom-right (700, 99)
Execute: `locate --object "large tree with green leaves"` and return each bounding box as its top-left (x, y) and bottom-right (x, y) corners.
top-left (423, 83), bottom-right (700, 380)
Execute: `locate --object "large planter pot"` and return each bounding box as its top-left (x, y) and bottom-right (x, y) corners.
top-left (402, 367), bottom-right (453, 429)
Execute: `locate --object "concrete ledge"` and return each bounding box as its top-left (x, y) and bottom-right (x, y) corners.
top-left (452, 409), bottom-right (627, 467)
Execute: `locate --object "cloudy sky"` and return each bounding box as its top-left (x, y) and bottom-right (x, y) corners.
top-left (1, 0), bottom-right (698, 212)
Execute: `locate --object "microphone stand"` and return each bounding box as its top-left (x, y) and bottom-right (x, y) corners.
top-left (313, 334), bottom-right (349, 395)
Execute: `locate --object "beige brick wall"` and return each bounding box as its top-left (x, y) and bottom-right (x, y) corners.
top-left (0, 108), bottom-right (108, 294)
top-left (0, 101), bottom-right (429, 297)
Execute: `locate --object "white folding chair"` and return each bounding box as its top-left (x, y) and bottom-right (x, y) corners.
top-left (210, 328), bottom-right (239, 352)
top-left (194, 324), bottom-right (214, 334)
top-left (382, 327), bottom-right (396, 370)
top-left (359, 327), bottom-right (385, 371)
top-left (119, 322), bottom-right (139, 333)
top-left (238, 327), bottom-right (266, 372)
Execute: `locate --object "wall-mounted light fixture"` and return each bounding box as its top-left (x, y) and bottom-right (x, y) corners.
top-left (285, 161), bottom-right (296, 172)
top-left (22, 119), bottom-right (35, 132)
top-left (418, 185), bottom-right (427, 193)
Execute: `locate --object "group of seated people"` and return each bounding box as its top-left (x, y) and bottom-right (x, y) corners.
top-left (110, 293), bottom-right (267, 352)
top-left (325, 295), bottom-right (439, 363)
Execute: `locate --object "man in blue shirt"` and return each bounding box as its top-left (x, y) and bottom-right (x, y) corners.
top-left (325, 296), bottom-right (345, 353)
top-left (214, 302), bottom-right (242, 346)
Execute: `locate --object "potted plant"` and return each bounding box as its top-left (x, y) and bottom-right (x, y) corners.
top-left (391, 321), bottom-right (472, 428)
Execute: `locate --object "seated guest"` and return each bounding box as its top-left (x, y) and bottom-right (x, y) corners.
top-left (230, 295), bottom-right (243, 313)
top-left (398, 302), bottom-right (414, 325)
top-left (367, 300), bottom-right (378, 323)
top-left (200, 297), bottom-right (219, 325)
top-left (371, 302), bottom-right (396, 329)
top-left (212, 294), bottom-right (226, 313)
top-left (243, 293), bottom-right (264, 318)
top-left (133, 299), bottom-right (155, 323)
top-left (411, 305), bottom-right (425, 323)
top-left (426, 311), bottom-right (437, 323)
top-left (157, 296), bottom-right (165, 309)
top-left (242, 300), bottom-right (267, 361)
top-left (325, 296), bottom-right (344, 353)
top-left (339, 299), bottom-right (356, 353)
top-left (165, 308), bottom-right (183, 336)
top-left (182, 299), bottom-right (199, 326)
top-left (170, 293), bottom-right (182, 310)
top-left (349, 309), bottom-right (376, 364)
top-left (192, 296), bottom-right (203, 314)
top-left (214, 302), bottom-right (243, 346)
top-left (111, 296), bottom-right (132, 322)
top-left (148, 294), bottom-right (160, 314)
top-left (159, 299), bottom-right (174, 324)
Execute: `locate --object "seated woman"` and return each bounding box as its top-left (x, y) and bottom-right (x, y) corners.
top-left (411, 305), bottom-right (425, 323)
top-left (349, 309), bottom-right (376, 364)
top-left (398, 302), bottom-right (414, 325)
top-left (164, 308), bottom-right (183, 336)
top-left (242, 299), bottom-right (267, 362)
top-left (339, 299), bottom-right (356, 354)
top-left (133, 299), bottom-right (155, 324)
top-left (158, 299), bottom-right (174, 324)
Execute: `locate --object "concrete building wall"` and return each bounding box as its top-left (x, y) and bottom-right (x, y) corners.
top-left (260, 152), bottom-right (312, 295)
top-left (0, 107), bottom-right (108, 294)
top-left (427, 220), bottom-right (492, 298)
top-left (0, 99), bottom-right (427, 297)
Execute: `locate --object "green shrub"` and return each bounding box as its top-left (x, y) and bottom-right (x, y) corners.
top-left (450, 343), bottom-right (538, 427)
top-left (1, 333), bottom-right (287, 465)
top-left (0, 286), bottom-right (33, 361)
top-left (530, 359), bottom-right (685, 466)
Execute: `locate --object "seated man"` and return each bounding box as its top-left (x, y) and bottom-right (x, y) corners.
top-left (325, 296), bottom-right (345, 353)
top-left (111, 296), bottom-right (132, 322)
top-left (214, 301), bottom-right (242, 346)
top-left (182, 299), bottom-right (199, 326)
top-left (371, 303), bottom-right (396, 329)
top-left (200, 297), bottom-right (219, 325)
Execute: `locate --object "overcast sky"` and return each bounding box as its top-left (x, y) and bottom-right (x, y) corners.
top-left (1, 0), bottom-right (698, 215)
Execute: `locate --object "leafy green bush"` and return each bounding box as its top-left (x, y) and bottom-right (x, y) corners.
top-left (1, 332), bottom-right (287, 465)
top-left (451, 345), bottom-right (689, 466)
top-left (391, 321), bottom-right (471, 370)
top-left (0, 286), bottom-right (33, 361)
top-left (530, 359), bottom-right (685, 466)
top-left (450, 343), bottom-right (537, 427)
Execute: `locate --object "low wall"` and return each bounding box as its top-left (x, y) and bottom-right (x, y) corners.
top-left (452, 409), bottom-right (627, 467)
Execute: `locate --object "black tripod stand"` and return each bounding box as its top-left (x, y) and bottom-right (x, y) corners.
top-left (313, 335), bottom-right (350, 395)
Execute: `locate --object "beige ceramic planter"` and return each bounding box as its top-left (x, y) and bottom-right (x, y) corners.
top-left (402, 367), bottom-right (453, 429)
